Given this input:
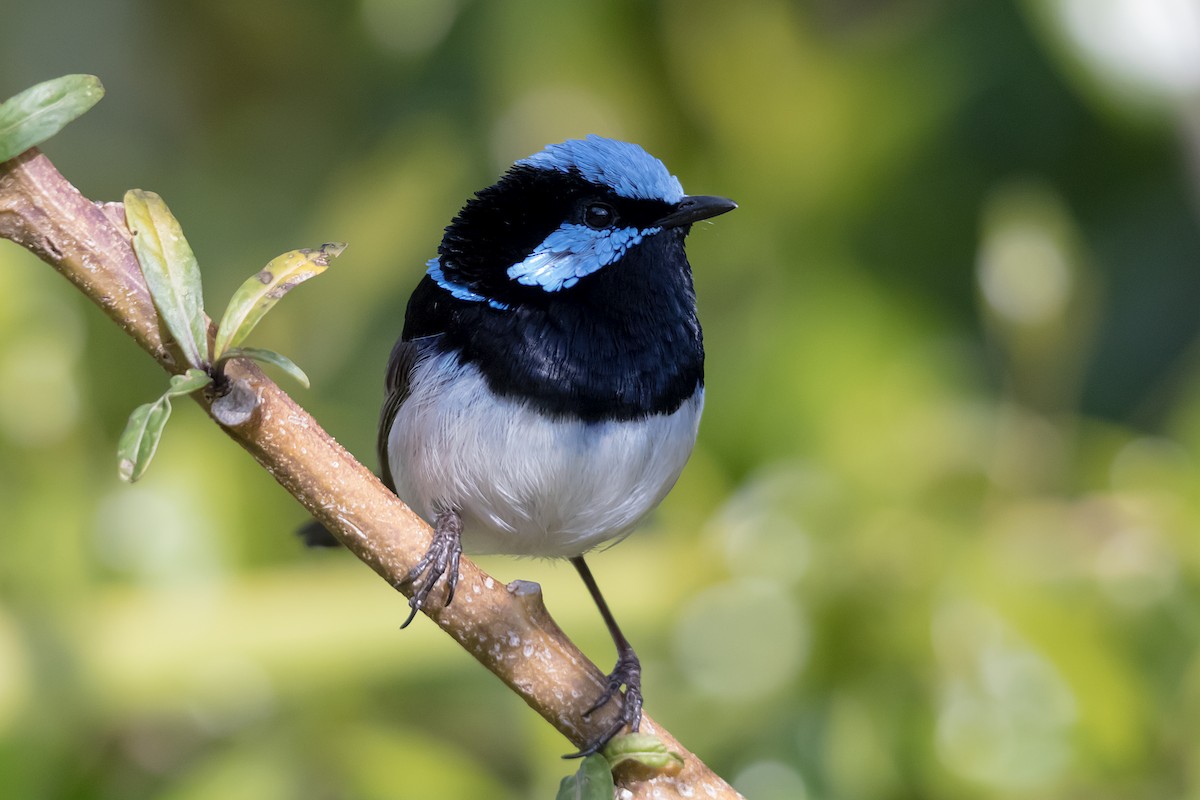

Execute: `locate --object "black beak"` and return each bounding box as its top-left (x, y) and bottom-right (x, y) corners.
top-left (657, 195), bottom-right (738, 229)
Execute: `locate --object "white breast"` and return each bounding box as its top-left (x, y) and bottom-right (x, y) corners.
top-left (387, 351), bottom-right (703, 557)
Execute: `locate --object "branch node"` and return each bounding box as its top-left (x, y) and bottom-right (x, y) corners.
top-left (210, 377), bottom-right (259, 427)
top-left (509, 579), bottom-right (567, 633)
top-left (507, 578), bottom-right (542, 599)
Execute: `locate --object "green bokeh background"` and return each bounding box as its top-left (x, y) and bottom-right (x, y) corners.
top-left (4, 1), bottom-right (1200, 798)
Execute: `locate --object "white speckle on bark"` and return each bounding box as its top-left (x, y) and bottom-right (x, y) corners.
top-left (336, 516), bottom-right (367, 540)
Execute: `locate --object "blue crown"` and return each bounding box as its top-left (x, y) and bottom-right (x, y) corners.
top-left (518, 135), bottom-right (685, 203)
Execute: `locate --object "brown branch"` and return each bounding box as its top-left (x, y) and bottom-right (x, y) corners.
top-left (0, 147), bottom-right (744, 800)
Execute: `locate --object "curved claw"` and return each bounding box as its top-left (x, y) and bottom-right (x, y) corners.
top-left (564, 653), bottom-right (643, 759)
top-left (400, 599), bottom-right (421, 630)
top-left (397, 510), bottom-right (463, 629)
top-left (444, 542), bottom-right (462, 606)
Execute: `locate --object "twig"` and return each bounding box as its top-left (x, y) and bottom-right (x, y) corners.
top-left (0, 147), bottom-right (744, 800)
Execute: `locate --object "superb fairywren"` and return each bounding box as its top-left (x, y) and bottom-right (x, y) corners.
top-left (381, 135), bottom-right (734, 755)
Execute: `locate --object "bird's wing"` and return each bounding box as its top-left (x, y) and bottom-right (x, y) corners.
top-left (377, 336), bottom-right (420, 493)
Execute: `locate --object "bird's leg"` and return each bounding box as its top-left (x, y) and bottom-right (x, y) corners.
top-left (399, 508), bottom-right (463, 628)
top-left (565, 555), bottom-right (643, 758)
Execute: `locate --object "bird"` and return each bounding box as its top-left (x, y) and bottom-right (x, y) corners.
top-left (378, 134), bottom-right (734, 756)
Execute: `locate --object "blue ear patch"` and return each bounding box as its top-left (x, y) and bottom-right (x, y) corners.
top-left (427, 258), bottom-right (510, 310)
top-left (518, 135), bottom-right (685, 204)
top-left (507, 223), bottom-right (661, 292)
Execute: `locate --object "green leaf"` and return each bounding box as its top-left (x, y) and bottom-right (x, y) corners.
top-left (124, 189), bottom-right (209, 369)
top-left (213, 242), bottom-right (344, 360)
top-left (219, 347), bottom-right (310, 389)
top-left (165, 368), bottom-right (213, 397)
top-left (0, 74), bottom-right (105, 163)
top-left (114, 369), bottom-right (209, 482)
top-left (555, 755), bottom-right (614, 800)
top-left (603, 732), bottom-right (685, 778)
top-left (116, 397), bottom-right (172, 483)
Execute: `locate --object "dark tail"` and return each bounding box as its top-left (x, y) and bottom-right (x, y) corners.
top-left (296, 518), bottom-right (342, 548)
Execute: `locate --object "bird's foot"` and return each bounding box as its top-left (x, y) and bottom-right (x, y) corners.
top-left (566, 651), bottom-right (643, 758)
top-left (399, 510), bottom-right (463, 628)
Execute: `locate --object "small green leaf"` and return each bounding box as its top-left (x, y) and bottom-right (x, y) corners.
top-left (603, 732), bottom-right (685, 778)
top-left (0, 74), bottom-right (105, 162)
top-left (213, 242), bottom-right (344, 360)
top-left (555, 755), bottom-right (614, 800)
top-left (116, 397), bottom-right (172, 483)
top-left (124, 189), bottom-right (209, 369)
top-left (165, 368), bottom-right (213, 398)
top-left (219, 347), bottom-right (310, 389)
top-left (114, 369), bottom-right (208, 482)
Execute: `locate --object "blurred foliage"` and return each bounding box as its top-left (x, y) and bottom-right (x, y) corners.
top-left (3, 1), bottom-right (1200, 798)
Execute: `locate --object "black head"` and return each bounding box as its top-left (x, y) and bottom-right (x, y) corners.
top-left (428, 135), bottom-right (735, 310)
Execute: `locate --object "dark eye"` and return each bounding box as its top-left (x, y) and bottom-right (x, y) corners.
top-left (582, 202), bottom-right (617, 230)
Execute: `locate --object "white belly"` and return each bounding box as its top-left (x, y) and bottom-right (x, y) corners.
top-left (387, 351), bottom-right (703, 557)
